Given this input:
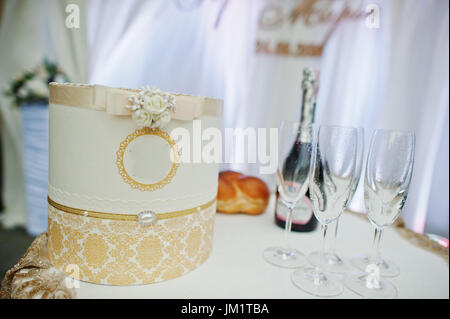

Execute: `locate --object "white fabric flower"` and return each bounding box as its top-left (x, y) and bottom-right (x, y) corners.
top-left (157, 109), bottom-right (172, 127)
top-left (143, 94), bottom-right (167, 114)
top-left (132, 108), bottom-right (153, 127)
top-left (151, 117), bottom-right (161, 129)
top-left (127, 86), bottom-right (175, 128)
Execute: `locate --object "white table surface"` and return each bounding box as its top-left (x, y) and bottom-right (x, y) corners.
top-left (77, 197), bottom-right (449, 299)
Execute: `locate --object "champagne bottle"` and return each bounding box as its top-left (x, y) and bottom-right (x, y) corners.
top-left (274, 68), bottom-right (318, 232)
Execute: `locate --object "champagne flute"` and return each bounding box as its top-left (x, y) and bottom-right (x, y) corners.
top-left (345, 129), bottom-right (414, 299)
top-left (307, 127), bottom-right (364, 273)
top-left (291, 125), bottom-right (358, 297)
top-left (263, 121), bottom-right (314, 268)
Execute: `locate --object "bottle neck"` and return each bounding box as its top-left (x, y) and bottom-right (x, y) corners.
top-left (300, 87), bottom-right (316, 127)
top-left (298, 87), bottom-right (316, 143)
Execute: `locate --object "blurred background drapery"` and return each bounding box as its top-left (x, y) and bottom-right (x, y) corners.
top-left (0, 0), bottom-right (448, 237)
top-left (0, 0), bottom-right (88, 230)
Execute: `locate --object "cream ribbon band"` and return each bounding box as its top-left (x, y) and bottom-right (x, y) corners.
top-left (49, 83), bottom-right (223, 120)
top-left (47, 197), bottom-right (216, 222)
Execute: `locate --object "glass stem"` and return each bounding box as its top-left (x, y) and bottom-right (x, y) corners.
top-left (331, 217), bottom-right (339, 254)
top-left (283, 206), bottom-right (294, 252)
top-left (313, 223), bottom-right (328, 285)
top-left (372, 227), bottom-right (383, 261)
top-left (321, 223), bottom-right (328, 258)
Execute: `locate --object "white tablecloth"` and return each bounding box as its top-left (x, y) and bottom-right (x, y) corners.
top-left (77, 198), bottom-right (449, 299)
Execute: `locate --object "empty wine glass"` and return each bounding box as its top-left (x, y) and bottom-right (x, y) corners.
top-left (345, 129), bottom-right (415, 299)
top-left (263, 121), bottom-right (314, 268)
top-left (291, 125), bottom-right (358, 297)
top-left (307, 127), bottom-right (364, 274)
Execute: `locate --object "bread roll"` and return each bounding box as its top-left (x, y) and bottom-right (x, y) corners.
top-left (217, 171), bottom-right (270, 215)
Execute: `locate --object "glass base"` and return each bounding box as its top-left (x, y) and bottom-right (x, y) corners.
top-left (351, 255), bottom-right (400, 277)
top-left (263, 247), bottom-right (306, 268)
top-left (291, 266), bottom-right (344, 297)
top-left (344, 272), bottom-right (397, 299)
top-left (308, 251), bottom-right (350, 274)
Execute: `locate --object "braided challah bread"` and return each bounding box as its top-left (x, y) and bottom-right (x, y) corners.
top-left (217, 171), bottom-right (270, 215)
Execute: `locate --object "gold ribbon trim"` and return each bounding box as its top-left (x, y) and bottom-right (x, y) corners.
top-left (47, 197), bottom-right (216, 222)
top-left (49, 83), bottom-right (223, 120)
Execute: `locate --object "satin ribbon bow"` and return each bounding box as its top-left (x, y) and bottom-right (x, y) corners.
top-left (49, 83), bottom-right (222, 120)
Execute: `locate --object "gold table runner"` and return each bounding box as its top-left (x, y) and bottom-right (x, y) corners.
top-left (0, 232), bottom-right (75, 299)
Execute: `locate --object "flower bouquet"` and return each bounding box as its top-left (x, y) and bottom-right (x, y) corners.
top-left (5, 60), bottom-right (69, 236)
top-left (5, 59), bottom-right (68, 107)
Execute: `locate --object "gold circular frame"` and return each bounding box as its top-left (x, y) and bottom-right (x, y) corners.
top-left (116, 128), bottom-right (180, 192)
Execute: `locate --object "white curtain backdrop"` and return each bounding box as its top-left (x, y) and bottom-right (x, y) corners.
top-left (86, 0), bottom-right (257, 115)
top-left (0, 0), bottom-right (448, 237)
top-left (318, 0), bottom-right (449, 235)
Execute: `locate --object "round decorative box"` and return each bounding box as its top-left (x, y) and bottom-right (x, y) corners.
top-left (47, 83), bottom-right (222, 285)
